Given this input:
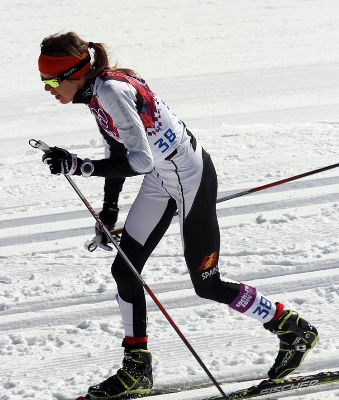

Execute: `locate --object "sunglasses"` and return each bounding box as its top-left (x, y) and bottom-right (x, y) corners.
top-left (40, 75), bottom-right (60, 88)
top-left (40, 53), bottom-right (91, 88)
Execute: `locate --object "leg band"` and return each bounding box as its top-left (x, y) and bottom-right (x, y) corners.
top-left (229, 283), bottom-right (276, 323)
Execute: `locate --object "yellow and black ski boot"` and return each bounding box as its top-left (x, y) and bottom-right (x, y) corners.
top-left (88, 340), bottom-right (152, 399)
top-left (264, 310), bottom-right (319, 382)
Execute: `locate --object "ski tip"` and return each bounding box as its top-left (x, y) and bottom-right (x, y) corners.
top-left (78, 395), bottom-right (91, 400)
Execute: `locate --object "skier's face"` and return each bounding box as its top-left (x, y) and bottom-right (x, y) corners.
top-left (42, 75), bottom-right (84, 104)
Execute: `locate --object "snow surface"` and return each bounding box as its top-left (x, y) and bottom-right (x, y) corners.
top-left (1, 0), bottom-right (339, 399)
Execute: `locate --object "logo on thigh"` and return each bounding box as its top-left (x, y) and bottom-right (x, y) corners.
top-left (197, 251), bottom-right (218, 280)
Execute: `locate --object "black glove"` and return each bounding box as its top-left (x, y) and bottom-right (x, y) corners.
top-left (95, 202), bottom-right (119, 250)
top-left (42, 147), bottom-right (79, 175)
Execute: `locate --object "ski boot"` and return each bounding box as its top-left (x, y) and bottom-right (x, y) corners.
top-left (264, 310), bottom-right (319, 382)
top-left (87, 341), bottom-right (153, 399)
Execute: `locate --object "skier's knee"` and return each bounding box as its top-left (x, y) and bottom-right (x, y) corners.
top-left (192, 280), bottom-right (240, 303)
top-left (111, 255), bottom-right (125, 281)
top-left (193, 285), bottom-right (217, 301)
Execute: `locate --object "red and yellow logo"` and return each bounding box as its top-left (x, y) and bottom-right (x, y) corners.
top-left (197, 251), bottom-right (218, 271)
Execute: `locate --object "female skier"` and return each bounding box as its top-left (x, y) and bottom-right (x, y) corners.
top-left (38, 32), bottom-right (319, 400)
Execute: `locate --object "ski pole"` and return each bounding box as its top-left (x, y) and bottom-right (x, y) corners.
top-left (29, 139), bottom-right (227, 399)
top-left (216, 161), bottom-right (339, 204)
top-left (172, 161), bottom-right (339, 217)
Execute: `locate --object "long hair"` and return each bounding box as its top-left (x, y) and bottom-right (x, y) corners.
top-left (40, 31), bottom-right (138, 80)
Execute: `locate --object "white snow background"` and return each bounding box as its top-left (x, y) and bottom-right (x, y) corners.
top-left (1, 0), bottom-right (339, 399)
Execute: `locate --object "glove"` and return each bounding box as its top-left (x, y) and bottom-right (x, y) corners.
top-left (42, 147), bottom-right (78, 175)
top-left (95, 202), bottom-right (119, 250)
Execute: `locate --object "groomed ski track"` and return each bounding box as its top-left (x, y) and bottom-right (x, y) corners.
top-left (1, 152), bottom-right (339, 399)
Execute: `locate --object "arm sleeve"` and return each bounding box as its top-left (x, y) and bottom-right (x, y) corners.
top-left (97, 123), bottom-right (127, 203)
top-left (92, 156), bottom-right (140, 178)
top-left (91, 80), bottom-right (154, 178)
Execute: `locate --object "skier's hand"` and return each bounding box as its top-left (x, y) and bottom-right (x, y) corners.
top-left (95, 202), bottom-right (119, 250)
top-left (92, 228), bottom-right (114, 251)
top-left (42, 147), bottom-right (78, 175)
top-left (99, 202), bottom-right (119, 230)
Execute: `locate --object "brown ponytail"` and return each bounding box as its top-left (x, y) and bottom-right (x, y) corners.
top-left (40, 31), bottom-right (139, 80)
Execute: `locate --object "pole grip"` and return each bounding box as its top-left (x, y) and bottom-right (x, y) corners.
top-left (29, 139), bottom-right (51, 153)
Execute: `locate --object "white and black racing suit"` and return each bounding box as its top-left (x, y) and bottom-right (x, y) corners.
top-left (72, 71), bottom-right (274, 346)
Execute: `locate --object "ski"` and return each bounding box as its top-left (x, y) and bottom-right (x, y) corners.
top-left (203, 370), bottom-right (339, 400)
top-left (74, 385), bottom-right (212, 400)
top-left (74, 389), bottom-right (181, 400)
top-left (74, 370), bottom-right (339, 400)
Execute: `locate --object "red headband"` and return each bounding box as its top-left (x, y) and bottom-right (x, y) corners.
top-left (38, 51), bottom-right (90, 78)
